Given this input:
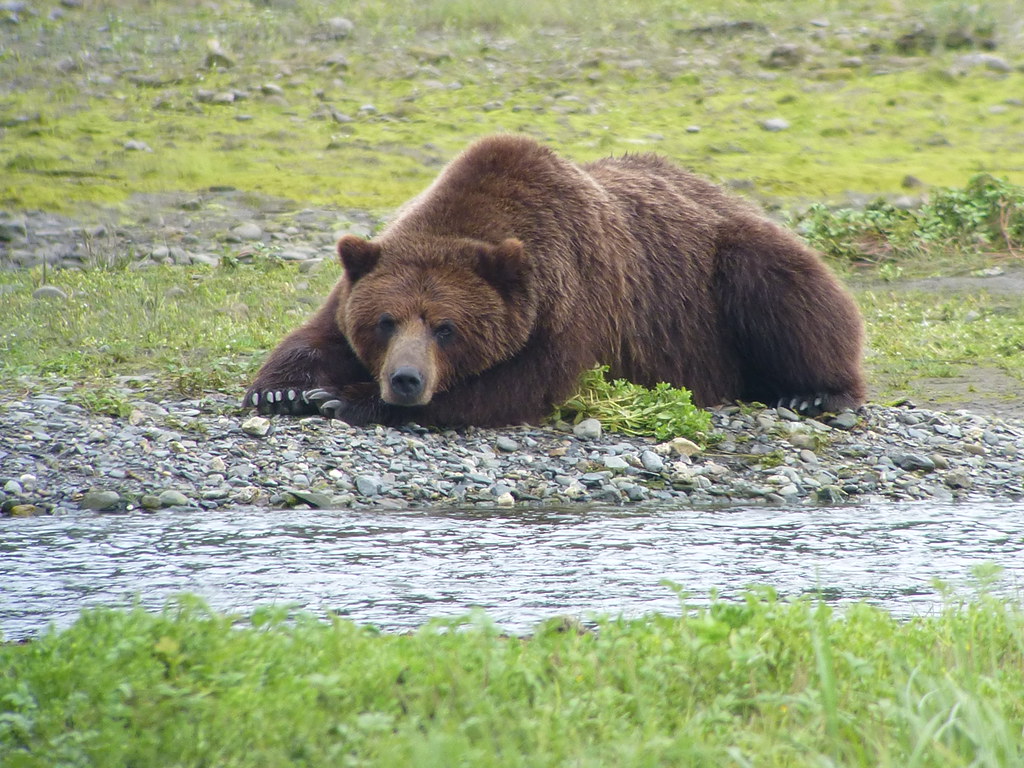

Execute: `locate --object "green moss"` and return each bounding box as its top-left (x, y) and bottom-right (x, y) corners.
top-left (1, 0), bottom-right (1022, 212)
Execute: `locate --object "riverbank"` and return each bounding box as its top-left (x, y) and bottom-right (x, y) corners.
top-left (2, 389), bottom-right (1021, 516)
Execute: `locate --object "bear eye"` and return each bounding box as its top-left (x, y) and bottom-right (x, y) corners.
top-left (433, 320), bottom-right (456, 345)
top-left (376, 313), bottom-right (396, 337)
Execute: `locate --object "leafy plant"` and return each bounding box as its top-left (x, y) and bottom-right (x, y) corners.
top-left (795, 174), bottom-right (1024, 263)
top-left (557, 365), bottom-right (712, 442)
top-left (76, 388), bottom-right (134, 418)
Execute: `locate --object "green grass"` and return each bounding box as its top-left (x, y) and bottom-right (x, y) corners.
top-left (2, 585), bottom-right (1023, 766)
top-left (1, 0), bottom-right (1022, 211)
top-left (860, 290), bottom-right (1024, 402)
top-left (0, 260), bottom-right (339, 400)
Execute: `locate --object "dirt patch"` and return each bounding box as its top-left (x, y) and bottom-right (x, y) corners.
top-left (865, 265), bottom-right (1024, 297)
top-left (898, 367), bottom-right (1024, 420)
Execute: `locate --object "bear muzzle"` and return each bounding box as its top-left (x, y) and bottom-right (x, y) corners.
top-left (387, 365), bottom-right (426, 405)
top-left (378, 323), bottom-right (438, 407)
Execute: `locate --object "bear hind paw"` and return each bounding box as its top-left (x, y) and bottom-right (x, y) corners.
top-left (774, 393), bottom-right (859, 418)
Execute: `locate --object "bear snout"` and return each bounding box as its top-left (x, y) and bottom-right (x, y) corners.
top-left (378, 321), bottom-right (438, 407)
top-left (388, 365), bottom-right (425, 405)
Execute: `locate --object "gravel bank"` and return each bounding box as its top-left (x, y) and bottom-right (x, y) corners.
top-left (3, 197), bottom-right (1023, 514)
top-left (2, 393), bottom-right (1022, 516)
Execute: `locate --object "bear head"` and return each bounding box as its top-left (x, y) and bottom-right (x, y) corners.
top-left (336, 234), bottom-right (536, 407)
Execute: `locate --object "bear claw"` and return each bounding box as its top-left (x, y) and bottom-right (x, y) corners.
top-left (245, 387), bottom-right (319, 416)
top-left (302, 388), bottom-right (349, 419)
top-left (776, 395), bottom-right (826, 418)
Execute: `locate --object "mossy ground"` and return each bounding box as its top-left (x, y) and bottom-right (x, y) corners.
top-left (2, 0), bottom-right (1022, 212)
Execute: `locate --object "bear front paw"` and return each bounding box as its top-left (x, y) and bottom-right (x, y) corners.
top-left (243, 387), bottom-right (319, 416)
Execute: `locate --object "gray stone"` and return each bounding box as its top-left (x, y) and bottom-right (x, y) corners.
top-left (326, 17), bottom-right (354, 38)
top-left (205, 39), bottom-right (236, 69)
top-left (495, 436), bottom-right (519, 452)
top-left (231, 222), bottom-right (263, 241)
top-left (0, 217), bottom-right (27, 241)
top-left (640, 450), bottom-right (664, 473)
top-left (158, 490), bottom-right (190, 507)
top-left (32, 286), bottom-right (68, 300)
top-left (944, 469), bottom-right (973, 489)
top-left (573, 418), bottom-right (602, 440)
top-left (763, 44), bottom-right (804, 69)
top-left (288, 489), bottom-right (334, 508)
top-left (829, 412), bottom-right (860, 430)
top-left (894, 453), bottom-right (936, 472)
top-left (81, 490), bottom-right (121, 511)
top-left (761, 117), bottom-right (790, 132)
top-left (955, 53), bottom-right (1011, 73)
top-left (241, 416), bottom-right (272, 437)
top-left (355, 475), bottom-right (381, 496)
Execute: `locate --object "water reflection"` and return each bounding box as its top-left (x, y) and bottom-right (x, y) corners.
top-left (3, 502), bottom-right (1023, 640)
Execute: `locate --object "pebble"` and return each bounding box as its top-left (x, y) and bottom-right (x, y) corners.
top-left (761, 117), bottom-right (791, 132)
top-left (1, 394), bottom-right (1022, 515)
top-left (573, 418), bottom-right (602, 440)
top-left (158, 490), bottom-right (191, 507)
top-left (80, 490), bottom-right (121, 511)
top-left (495, 436), bottom-right (519, 452)
top-left (32, 286), bottom-right (68, 300)
top-left (231, 222), bottom-right (263, 241)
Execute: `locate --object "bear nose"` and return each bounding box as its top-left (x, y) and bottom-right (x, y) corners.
top-left (389, 366), bottom-right (424, 403)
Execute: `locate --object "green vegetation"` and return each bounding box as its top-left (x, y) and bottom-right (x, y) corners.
top-left (558, 365), bottom-right (712, 441)
top-left (3, 585), bottom-right (1023, 766)
top-left (1, 0), bottom-right (1022, 211)
top-left (0, 258), bottom-right (338, 402)
top-left (796, 174), bottom-right (1024, 265)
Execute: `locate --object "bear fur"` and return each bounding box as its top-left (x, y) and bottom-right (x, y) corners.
top-left (244, 134), bottom-right (866, 427)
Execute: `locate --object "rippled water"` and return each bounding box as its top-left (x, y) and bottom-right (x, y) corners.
top-left (3, 502), bottom-right (1024, 640)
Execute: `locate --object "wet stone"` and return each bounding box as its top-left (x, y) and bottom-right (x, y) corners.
top-left (81, 490), bottom-right (121, 511)
top-left (158, 490), bottom-right (190, 507)
top-left (894, 453), bottom-right (936, 472)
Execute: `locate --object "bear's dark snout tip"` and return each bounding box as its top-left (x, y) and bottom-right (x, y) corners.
top-left (389, 365), bottom-right (425, 404)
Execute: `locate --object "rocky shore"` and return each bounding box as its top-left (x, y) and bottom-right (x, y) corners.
top-left (3, 196), bottom-right (1024, 516)
top-left (2, 391), bottom-right (1022, 516)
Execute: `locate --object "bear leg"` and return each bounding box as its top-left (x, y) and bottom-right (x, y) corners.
top-left (715, 228), bottom-right (867, 413)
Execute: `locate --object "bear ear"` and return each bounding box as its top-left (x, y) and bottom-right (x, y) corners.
top-left (337, 235), bottom-right (382, 284)
top-left (475, 238), bottom-right (530, 292)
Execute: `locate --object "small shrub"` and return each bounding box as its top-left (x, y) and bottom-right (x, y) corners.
top-left (795, 174), bottom-right (1024, 263)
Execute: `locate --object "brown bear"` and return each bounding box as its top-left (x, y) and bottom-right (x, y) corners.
top-left (244, 134), bottom-right (865, 427)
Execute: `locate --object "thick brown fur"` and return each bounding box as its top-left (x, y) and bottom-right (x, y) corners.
top-left (244, 134), bottom-right (866, 427)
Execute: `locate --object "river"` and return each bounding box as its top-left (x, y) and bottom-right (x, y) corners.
top-left (3, 501), bottom-right (1023, 640)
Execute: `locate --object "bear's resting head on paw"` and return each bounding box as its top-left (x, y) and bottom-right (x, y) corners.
top-left (336, 233), bottom-right (537, 407)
